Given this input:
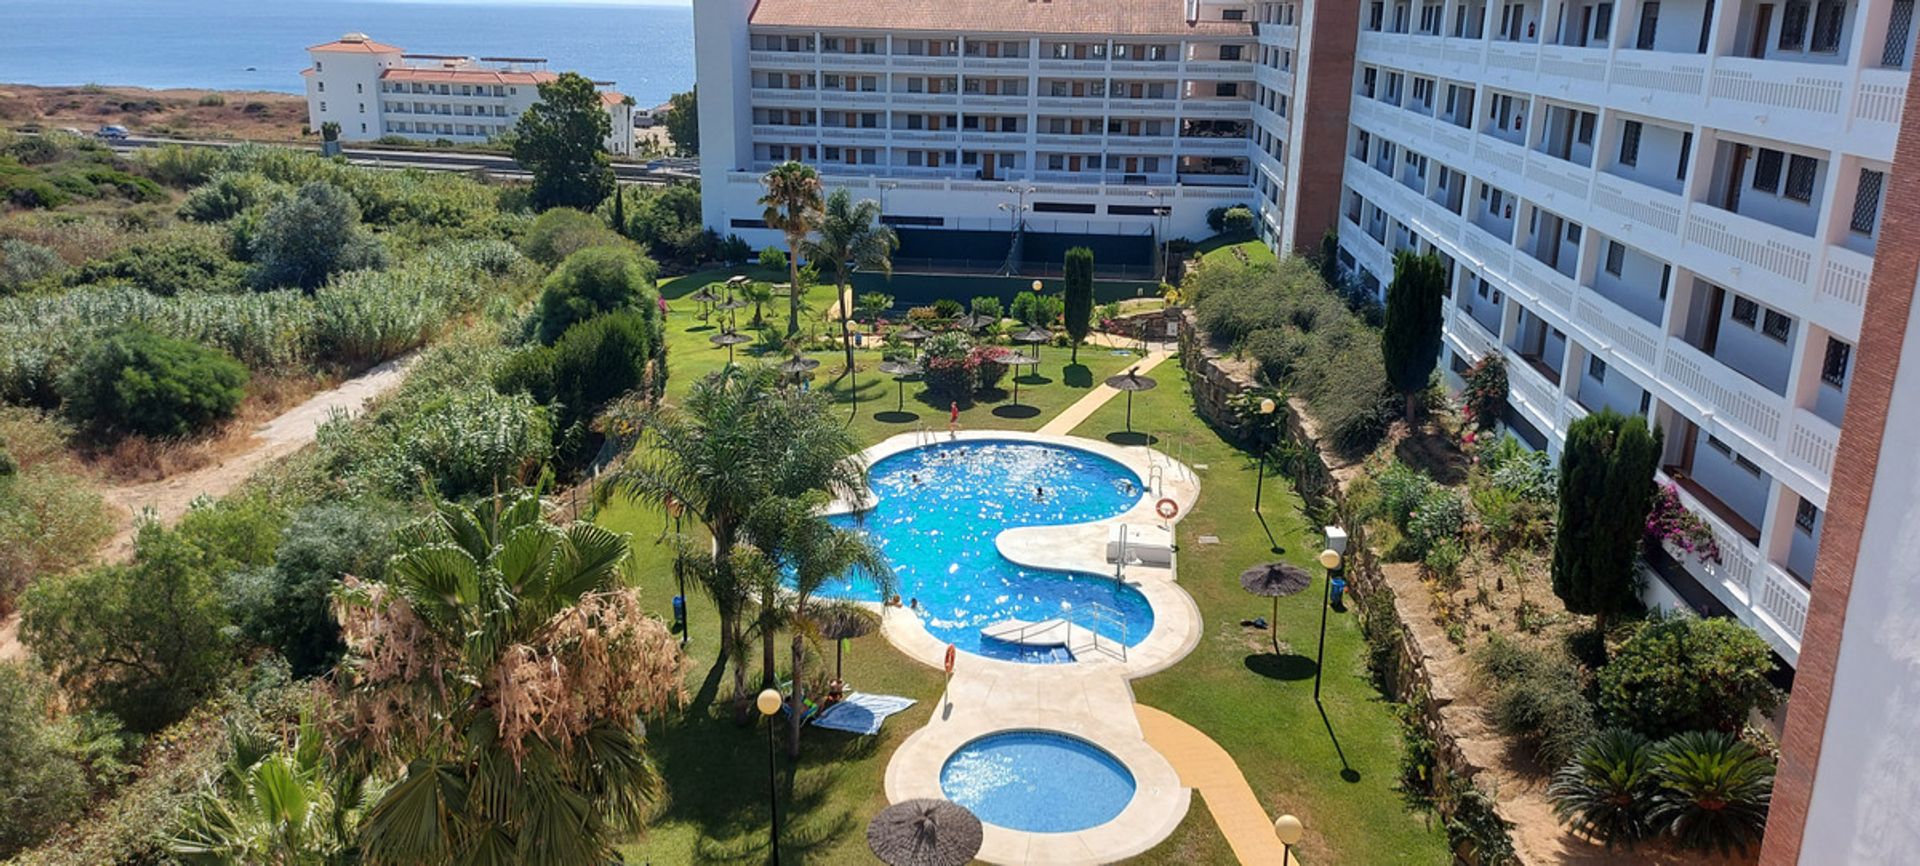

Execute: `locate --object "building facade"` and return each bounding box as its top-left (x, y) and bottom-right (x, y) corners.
top-left (302, 33), bottom-right (635, 154)
top-left (1328, 0), bottom-right (1915, 669)
top-left (693, 0), bottom-right (1328, 276)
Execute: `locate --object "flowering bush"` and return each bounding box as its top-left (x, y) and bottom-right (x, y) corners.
top-left (1646, 485), bottom-right (1720, 564)
top-left (1461, 353), bottom-right (1508, 431)
top-left (972, 346), bottom-right (1009, 391)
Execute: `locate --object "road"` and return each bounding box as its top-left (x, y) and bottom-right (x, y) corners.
top-left (102, 134), bottom-right (695, 185)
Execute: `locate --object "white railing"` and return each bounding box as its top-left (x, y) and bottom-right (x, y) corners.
top-left (1661, 338), bottom-right (1785, 442)
top-left (1784, 407), bottom-right (1840, 486)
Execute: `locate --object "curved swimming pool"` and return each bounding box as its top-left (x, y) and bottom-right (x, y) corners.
top-left (939, 730), bottom-right (1137, 832)
top-left (821, 440), bottom-right (1152, 663)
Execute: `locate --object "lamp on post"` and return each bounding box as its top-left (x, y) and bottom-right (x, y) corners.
top-left (1253, 397), bottom-right (1277, 513)
top-left (1273, 813), bottom-right (1304, 865)
top-left (1314, 526), bottom-right (1348, 704)
top-left (756, 687), bottom-right (784, 865)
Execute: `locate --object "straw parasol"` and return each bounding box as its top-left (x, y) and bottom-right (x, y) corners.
top-left (996, 351), bottom-right (1040, 406)
top-left (778, 354), bottom-right (822, 382)
top-left (953, 312), bottom-right (998, 332)
top-left (897, 325), bottom-right (933, 352)
top-left (812, 602), bottom-right (882, 681)
top-left (867, 799), bottom-right (984, 866)
top-left (878, 358), bottom-right (922, 412)
top-left (709, 330), bottom-right (751, 364)
top-left (1240, 562), bottom-right (1312, 647)
top-left (1103, 367), bottom-right (1160, 432)
top-left (1012, 326), bottom-right (1052, 363)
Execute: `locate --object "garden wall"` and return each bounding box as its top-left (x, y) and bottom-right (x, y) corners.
top-left (1178, 309), bottom-right (1520, 865)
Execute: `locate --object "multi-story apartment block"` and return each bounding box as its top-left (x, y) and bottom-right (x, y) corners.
top-left (1329, 0), bottom-right (1916, 668)
top-left (302, 33), bottom-right (635, 154)
top-left (693, 0), bottom-right (1336, 276)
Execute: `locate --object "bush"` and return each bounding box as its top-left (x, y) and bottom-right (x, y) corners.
top-left (972, 346), bottom-right (1009, 392)
top-left (1475, 636), bottom-right (1597, 769)
top-left (1597, 614), bottom-right (1780, 738)
top-left (0, 666), bottom-right (93, 859)
top-left (921, 332), bottom-right (976, 403)
top-left (64, 226), bottom-right (249, 295)
top-left (0, 238), bottom-right (65, 294)
top-left (1461, 353), bottom-right (1508, 430)
top-left (316, 378), bottom-right (553, 500)
top-left (230, 500), bottom-right (405, 677)
top-left (59, 328), bottom-right (247, 437)
top-left (534, 245), bottom-right (658, 344)
top-left (1206, 206), bottom-right (1230, 234)
top-left (719, 233), bottom-right (752, 265)
top-left (249, 181), bottom-right (387, 290)
top-left (177, 171), bottom-right (286, 222)
top-left (1406, 488), bottom-right (1466, 559)
top-left (497, 307), bottom-right (662, 457)
top-left (139, 143), bottom-right (229, 187)
top-left (1647, 730), bottom-right (1774, 855)
top-left (1220, 205), bottom-right (1254, 234)
top-left (519, 206), bottom-right (624, 266)
top-left (760, 246), bottom-right (788, 271)
top-left (1549, 728), bottom-right (1658, 849)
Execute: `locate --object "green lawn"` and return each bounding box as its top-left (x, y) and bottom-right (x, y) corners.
top-left (1070, 368), bottom-right (1451, 865)
top-left (1195, 234), bottom-right (1279, 270)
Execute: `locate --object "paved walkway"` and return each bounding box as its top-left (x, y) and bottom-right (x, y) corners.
top-left (1037, 346), bottom-right (1175, 435)
top-left (1135, 704), bottom-right (1299, 866)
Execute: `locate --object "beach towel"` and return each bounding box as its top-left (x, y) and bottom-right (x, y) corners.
top-left (811, 692), bottom-right (918, 735)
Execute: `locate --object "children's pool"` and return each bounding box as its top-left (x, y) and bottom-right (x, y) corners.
top-left (939, 730), bottom-right (1137, 832)
top-left (822, 440), bottom-right (1153, 663)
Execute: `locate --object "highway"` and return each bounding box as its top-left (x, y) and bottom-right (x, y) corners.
top-left (99, 134), bottom-right (697, 185)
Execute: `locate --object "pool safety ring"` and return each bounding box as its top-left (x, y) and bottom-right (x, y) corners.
top-left (1156, 498), bottom-right (1180, 520)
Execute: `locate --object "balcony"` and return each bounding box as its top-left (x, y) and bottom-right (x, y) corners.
top-left (1683, 203), bottom-right (1816, 292)
top-left (1662, 337), bottom-right (1786, 445)
top-left (1652, 469), bottom-right (1807, 660)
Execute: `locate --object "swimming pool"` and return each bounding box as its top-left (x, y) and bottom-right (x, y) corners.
top-left (821, 440), bottom-right (1153, 663)
top-left (939, 730), bottom-right (1137, 832)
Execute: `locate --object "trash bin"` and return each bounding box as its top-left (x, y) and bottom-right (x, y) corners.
top-left (1329, 578), bottom-right (1347, 609)
top-left (672, 595), bottom-right (686, 633)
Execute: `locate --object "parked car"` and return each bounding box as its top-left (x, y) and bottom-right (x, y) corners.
top-left (94, 125), bottom-right (129, 141)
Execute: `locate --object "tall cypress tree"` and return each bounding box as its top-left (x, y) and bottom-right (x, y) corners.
top-left (1552, 408), bottom-right (1663, 634)
top-left (1063, 246), bottom-right (1094, 364)
top-left (610, 185), bottom-right (627, 238)
top-left (1380, 250), bottom-right (1447, 424)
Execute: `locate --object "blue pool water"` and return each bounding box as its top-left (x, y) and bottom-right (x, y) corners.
top-left (940, 731), bottom-right (1137, 832)
top-left (821, 440), bottom-right (1153, 663)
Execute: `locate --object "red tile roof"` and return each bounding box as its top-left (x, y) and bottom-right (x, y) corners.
top-left (380, 68), bottom-right (560, 86)
top-left (309, 34), bottom-right (405, 54)
top-left (600, 91), bottom-right (630, 107)
top-left (749, 0), bottom-right (1253, 36)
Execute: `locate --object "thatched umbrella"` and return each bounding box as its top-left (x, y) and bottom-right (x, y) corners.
top-left (1012, 327), bottom-right (1052, 364)
top-left (1103, 367), bottom-right (1159, 433)
top-left (710, 330), bottom-right (751, 365)
top-left (996, 351), bottom-right (1040, 406)
top-left (953, 312), bottom-right (998, 332)
top-left (1240, 562), bottom-right (1312, 647)
top-left (867, 799), bottom-right (984, 866)
top-left (878, 358), bottom-right (922, 413)
top-left (897, 326), bottom-right (933, 358)
top-left (778, 353), bottom-right (821, 387)
top-left (812, 602), bottom-right (882, 682)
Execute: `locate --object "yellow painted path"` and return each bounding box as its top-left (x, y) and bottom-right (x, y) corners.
top-left (1037, 346), bottom-right (1174, 435)
top-left (1135, 704), bottom-right (1300, 866)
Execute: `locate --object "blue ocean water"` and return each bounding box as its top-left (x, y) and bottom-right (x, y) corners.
top-left (0, 0), bottom-right (694, 109)
top-left (940, 730), bottom-right (1138, 832)
top-left (820, 440), bottom-right (1154, 663)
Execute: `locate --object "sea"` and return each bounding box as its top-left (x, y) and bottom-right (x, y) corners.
top-left (0, 0), bottom-right (695, 109)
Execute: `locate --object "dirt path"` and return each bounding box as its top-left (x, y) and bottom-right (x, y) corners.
top-left (0, 355), bottom-right (416, 663)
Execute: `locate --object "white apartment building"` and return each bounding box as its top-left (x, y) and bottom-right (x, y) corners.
top-left (302, 33), bottom-right (635, 154)
top-left (1329, 0), bottom-right (1915, 667)
top-left (693, 0), bottom-right (1302, 278)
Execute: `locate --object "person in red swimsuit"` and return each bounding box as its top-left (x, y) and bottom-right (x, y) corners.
top-left (948, 401), bottom-right (959, 434)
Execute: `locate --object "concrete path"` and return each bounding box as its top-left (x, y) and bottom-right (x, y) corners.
top-left (1135, 704), bottom-right (1299, 866)
top-left (1038, 347), bottom-right (1175, 436)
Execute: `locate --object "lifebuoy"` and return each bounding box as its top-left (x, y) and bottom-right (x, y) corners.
top-left (1156, 498), bottom-right (1180, 520)
top-left (943, 644), bottom-right (957, 674)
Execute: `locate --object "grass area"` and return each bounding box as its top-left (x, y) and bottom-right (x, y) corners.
top-left (1194, 234), bottom-right (1278, 270)
top-left (1069, 369), bottom-right (1451, 864)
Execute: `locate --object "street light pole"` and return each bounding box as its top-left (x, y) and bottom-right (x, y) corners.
top-left (1274, 814), bottom-right (1304, 865)
top-left (1253, 397), bottom-right (1276, 513)
top-left (1314, 548), bottom-right (1342, 704)
top-left (756, 688), bottom-right (783, 865)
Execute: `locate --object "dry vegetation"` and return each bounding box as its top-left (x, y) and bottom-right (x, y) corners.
top-left (0, 84), bottom-right (309, 142)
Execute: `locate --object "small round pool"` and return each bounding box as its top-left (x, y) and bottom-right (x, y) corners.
top-left (939, 730), bottom-right (1137, 833)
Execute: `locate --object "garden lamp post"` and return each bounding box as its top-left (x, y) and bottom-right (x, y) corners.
top-left (1313, 526), bottom-right (1348, 704)
top-left (757, 687), bottom-right (784, 865)
top-left (1253, 397), bottom-right (1277, 513)
top-left (1274, 814), bottom-right (1303, 864)
top-left (668, 496), bottom-right (688, 645)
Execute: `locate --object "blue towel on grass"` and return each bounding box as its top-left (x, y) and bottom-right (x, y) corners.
top-left (811, 693), bottom-right (918, 735)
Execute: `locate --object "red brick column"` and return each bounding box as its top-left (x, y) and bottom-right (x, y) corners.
top-left (1287, 0), bottom-right (1360, 254)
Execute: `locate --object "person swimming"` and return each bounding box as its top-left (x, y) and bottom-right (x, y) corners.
top-left (1034, 485), bottom-right (1046, 501)
top-left (911, 473), bottom-right (921, 485)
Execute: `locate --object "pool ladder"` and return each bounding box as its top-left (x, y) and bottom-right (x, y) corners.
top-left (1078, 601), bottom-right (1129, 664)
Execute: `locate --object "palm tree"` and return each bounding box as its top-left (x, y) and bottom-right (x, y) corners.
top-left (751, 496), bottom-right (893, 756)
top-left (331, 491), bottom-right (685, 866)
top-left (1549, 728), bottom-right (1656, 848)
top-left (758, 161), bottom-right (824, 338)
top-left (168, 716), bottom-right (375, 866)
top-left (742, 281), bottom-right (775, 330)
top-left (601, 366), bottom-right (868, 703)
top-left (1648, 731), bottom-right (1774, 855)
top-left (805, 188), bottom-right (898, 376)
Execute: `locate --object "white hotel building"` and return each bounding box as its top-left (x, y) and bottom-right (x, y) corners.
top-left (301, 33), bottom-right (635, 154)
top-left (692, 0), bottom-right (1917, 670)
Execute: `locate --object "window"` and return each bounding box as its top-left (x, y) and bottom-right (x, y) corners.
top-left (1811, 0), bottom-right (1845, 52)
top-left (1619, 120), bottom-right (1642, 165)
top-left (1854, 168), bottom-right (1886, 234)
top-left (1677, 131), bottom-right (1693, 180)
top-left (1884, 0), bottom-right (1914, 65)
top-left (1734, 453), bottom-right (1763, 476)
top-left (1796, 498), bottom-right (1819, 533)
top-left (1732, 296), bottom-right (1760, 325)
top-left (319, 101), bottom-right (327, 112)
top-left (1215, 82), bottom-right (1240, 97)
top-left (1223, 7), bottom-right (1246, 19)
top-left (1589, 355), bottom-right (1608, 382)
top-left (1706, 435), bottom-right (1734, 456)
top-left (1220, 45), bottom-right (1244, 60)
top-left (1033, 201), bottom-right (1097, 214)
top-left (1781, 0), bottom-right (1810, 48)
top-left (1638, 1), bottom-right (1661, 49)
top-left (1753, 148), bottom-right (1785, 193)
top-left (1785, 154), bottom-right (1819, 201)
top-left (1762, 309), bottom-right (1792, 342)
top-left (1577, 113), bottom-right (1596, 145)
top-left (1605, 240), bottom-right (1626, 276)
top-left (1823, 337), bottom-right (1852, 387)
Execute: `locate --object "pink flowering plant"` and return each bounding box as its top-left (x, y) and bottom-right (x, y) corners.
top-left (1646, 484), bottom-right (1721, 564)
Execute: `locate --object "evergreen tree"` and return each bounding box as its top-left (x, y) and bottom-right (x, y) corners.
top-left (1380, 250), bottom-right (1446, 424)
top-left (610, 184), bottom-right (627, 238)
top-left (1063, 246), bottom-right (1094, 364)
top-left (660, 87), bottom-right (699, 157)
top-left (1552, 408), bottom-right (1663, 633)
top-left (512, 72), bottom-right (615, 211)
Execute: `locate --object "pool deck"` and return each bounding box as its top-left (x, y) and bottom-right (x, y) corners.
top-left (864, 429), bottom-right (1209, 864)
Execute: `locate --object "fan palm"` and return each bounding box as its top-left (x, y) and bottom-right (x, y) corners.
top-left (1548, 728), bottom-right (1656, 848)
top-left (1648, 730), bottom-right (1774, 855)
top-left (332, 491), bottom-right (684, 866)
top-left (168, 716), bottom-right (375, 866)
top-left (742, 281), bottom-right (775, 330)
top-left (759, 161), bottom-right (824, 337)
top-left (804, 188), bottom-right (898, 376)
top-left (751, 496), bottom-right (894, 755)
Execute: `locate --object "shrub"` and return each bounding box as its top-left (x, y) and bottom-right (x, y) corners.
top-left (59, 328), bottom-right (247, 437)
top-left (1549, 728), bottom-right (1658, 848)
top-left (139, 142), bottom-right (230, 187)
top-left (1475, 636), bottom-right (1597, 769)
top-left (1461, 353), bottom-right (1508, 430)
top-left (1406, 488), bottom-right (1466, 559)
top-left (1597, 614), bottom-right (1780, 738)
top-left (249, 181), bottom-right (387, 290)
top-left (1206, 206), bottom-right (1230, 234)
top-left (177, 171), bottom-right (286, 222)
top-left (1220, 205), bottom-right (1254, 234)
top-left (921, 332), bottom-right (976, 402)
top-left (719, 233), bottom-right (752, 265)
top-left (64, 226), bottom-right (249, 295)
top-left (1425, 537), bottom-right (1466, 584)
top-left (316, 384), bottom-right (553, 499)
top-left (972, 346), bottom-right (1010, 391)
top-left (760, 246), bottom-right (788, 271)
top-left (1645, 485), bottom-right (1721, 563)
top-left (0, 666), bottom-right (93, 859)
top-left (0, 238), bottom-right (65, 294)
top-left (498, 307), bottom-right (661, 436)
top-left (1648, 731), bottom-right (1773, 855)
top-left (1011, 291), bottom-right (1063, 327)
top-left (1552, 409), bottom-right (1662, 629)
top-left (230, 500), bottom-right (405, 677)
top-left (534, 244), bottom-right (658, 344)
top-left (519, 207), bottom-right (624, 266)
